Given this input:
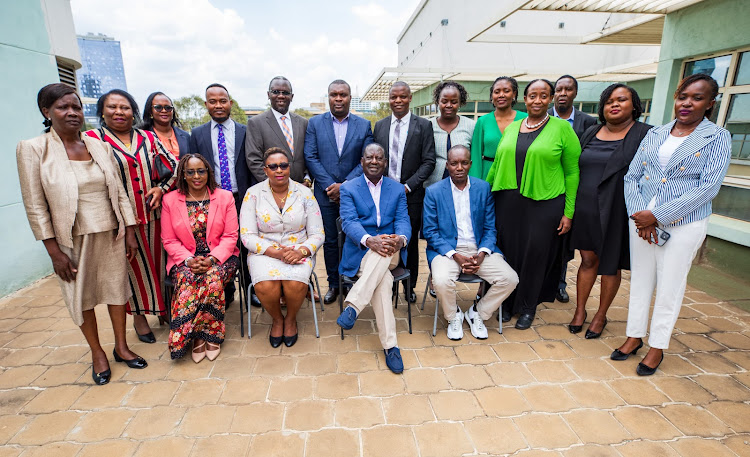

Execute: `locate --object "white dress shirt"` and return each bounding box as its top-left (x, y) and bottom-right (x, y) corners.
top-left (446, 178), bottom-right (492, 258)
top-left (359, 176), bottom-right (408, 248)
top-left (210, 118), bottom-right (237, 192)
top-left (553, 106), bottom-right (575, 127)
top-left (272, 108), bottom-right (293, 147)
top-left (388, 113), bottom-right (411, 183)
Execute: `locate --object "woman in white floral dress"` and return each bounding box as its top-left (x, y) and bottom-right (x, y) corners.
top-left (240, 147), bottom-right (324, 347)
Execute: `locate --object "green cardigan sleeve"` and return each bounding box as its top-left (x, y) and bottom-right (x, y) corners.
top-left (559, 122), bottom-right (581, 219)
top-left (469, 116), bottom-right (485, 178)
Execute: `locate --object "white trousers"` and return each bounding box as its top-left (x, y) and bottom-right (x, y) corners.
top-left (431, 243), bottom-right (519, 321)
top-left (626, 218), bottom-right (707, 349)
top-left (345, 250), bottom-right (400, 350)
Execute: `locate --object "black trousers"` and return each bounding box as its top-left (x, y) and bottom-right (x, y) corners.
top-left (403, 200), bottom-right (422, 292)
top-left (228, 193), bottom-right (250, 297)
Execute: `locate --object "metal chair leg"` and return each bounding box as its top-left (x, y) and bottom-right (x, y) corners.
top-left (246, 284), bottom-right (252, 339)
top-left (309, 282), bottom-right (320, 338)
top-left (339, 275), bottom-right (344, 340)
top-left (407, 277), bottom-right (412, 334)
top-left (421, 272), bottom-right (431, 311)
top-left (312, 272), bottom-right (323, 312)
top-left (433, 289), bottom-right (440, 337)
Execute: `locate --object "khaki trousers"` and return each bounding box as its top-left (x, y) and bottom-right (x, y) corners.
top-left (345, 250), bottom-right (400, 350)
top-left (432, 243), bottom-right (519, 321)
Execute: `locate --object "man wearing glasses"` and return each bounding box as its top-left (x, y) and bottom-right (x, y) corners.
top-left (246, 77), bottom-right (310, 186)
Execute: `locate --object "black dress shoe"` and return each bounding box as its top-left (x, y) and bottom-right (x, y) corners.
top-left (283, 333), bottom-right (298, 347)
top-left (112, 349), bottom-right (148, 369)
top-left (636, 353), bottom-right (664, 376)
top-left (406, 290), bottom-right (417, 303)
top-left (501, 308), bottom-right (512, 323)
top-left (269, 335), bottom-right (283, 348)
top-left (429, 288), bottom-right (436, 298)
top-left (585, 318), bottom-right (607, 339)
top-left (556, 288), bottom-right (569, 303)
top-left (324, 288), bottom-right (339, 304)
top-left (134, 324), bottom-right (156, 344)
top-left (568, 311), bottom-right (587, 334)
top-left (610, 339), bottom-right (644, 361)
top-left (515, 313), bottom-right (534, 330)
top-left (92, 367), bottom-right (111, 385)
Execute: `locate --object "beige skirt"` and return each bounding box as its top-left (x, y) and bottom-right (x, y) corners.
top-left (57, 230), bottom-right (131, 326)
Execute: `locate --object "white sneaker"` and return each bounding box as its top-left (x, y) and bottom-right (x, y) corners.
top-left (466, 305), bottom-right (488, 340)
top-left (446, 309), bottom-right (464, 340)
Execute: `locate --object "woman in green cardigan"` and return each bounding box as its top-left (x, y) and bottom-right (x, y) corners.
top-left (486, 79), bottom-right (581, 330)
top-left (470, 76), bottom-right (527, 180)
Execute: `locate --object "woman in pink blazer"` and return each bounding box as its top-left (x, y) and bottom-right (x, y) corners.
top-left (161, 154), bottom-right (239, 362)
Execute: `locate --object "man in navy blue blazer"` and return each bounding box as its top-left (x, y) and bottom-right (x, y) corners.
top-left (423, 146), bottom-right (518, 340)
top-left (336, 144), bottom-right (410, 374)
top-left (304, 80), bottom-right (374, 304)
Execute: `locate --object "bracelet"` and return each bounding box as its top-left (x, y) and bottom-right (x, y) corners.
top-left (185, 256), bottom-right (194, 265)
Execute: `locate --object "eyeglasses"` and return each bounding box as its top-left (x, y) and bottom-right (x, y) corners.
top-left (153, 105), bottom-right (174, 112)
top-left (185, 169), bottom-right (208, 176)
top-left (265, 162), bottom-right (290, 171)
top-left (269, 90), bottom-right (292, 96)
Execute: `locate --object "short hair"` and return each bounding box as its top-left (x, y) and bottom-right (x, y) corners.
top-left (447, 145), bottom-right (470, 161)
top-left (140, 91), bottom-right (182, 130)
top-left (524, 79), bottom-right (555, 97)
top-left (390, 81), bottom-right (411, 93)
top-left (555, 75), bottom-right (578, 91)
top-left (37, 83), bottom-right (80, 131)
top-left (673, 73), bottom-right (720, 119)
top-left (363, 142), bottom-right (385, 157)
top-left (597, 83), bottom-right (643, 123)
top-left (97, 89), bottom-right (141, 127)
top-left (328, 79), bottom-right (351, 94)
top-left (433, 81), bottom-right (468, 107)
top-left (263, 147), bottom-right (289, 164)
top-left (175, 153), bottom-right (217, 195)
top-left (268, 76), bottom-right (293, 92)
top-left (490, 76), bottom-right (519, 107)
top-left (205, 83), bottom-right (230, 97)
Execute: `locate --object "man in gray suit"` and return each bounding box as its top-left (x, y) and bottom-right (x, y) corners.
top-left (246, 76), bottom-right (310, 186)
top-left (549, 74), bottom-right (597, 304)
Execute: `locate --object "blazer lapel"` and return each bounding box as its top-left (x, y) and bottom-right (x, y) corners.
top-left (265, 110), bottom-right (291, 154)
top-left (292, 114), bottom-right (305, 156)
top-left (468, 178), bottom-right (482, 237)
top-left (175, 192), bottom-right (190, 234)
top-left (401, 114), bottom-right (418, 160)
top-left (356, 176), bottom-right (377, 221)
top-left (647, 121), bottom-right (673, 168)
top-left (322, 112), bottom-right (338, 154)
top-left (234, 122), bottom-right (244, 163)
top-left (441, 180), bottom-right (458, 231)
top-left (199, 124), bottom-right (215, 169)
top-left (259, 181), bottom-right (278, 212)
top-left (282, 182), bottom-right (300, 214)
top-left (664, 119), bottom-right (715, 171)
top-left (341, 115), bottom-right (357, 157)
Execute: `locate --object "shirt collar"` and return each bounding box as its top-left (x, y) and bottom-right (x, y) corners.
top-left (450, 177), bottom-right (471, 193)
top-left (553, 106), bottom-right (575, 122)
top-left (331, 112), bottom-right (350, 124)
top-left (365, 175), bottom-right (383, 188)
top-left (211, 118), bottom-right (234, 130)
top-left (391, 113), bottom-right (410, 125)
top-left (271, 108), bottom-right (289, 121)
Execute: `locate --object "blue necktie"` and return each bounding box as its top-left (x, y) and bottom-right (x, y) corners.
top-left (217, 124), bottom-right (232, 191)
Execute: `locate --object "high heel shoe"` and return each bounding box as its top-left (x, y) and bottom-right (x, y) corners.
top-left (283, 333), bottom-right (298, 347)
top-left (113, 349), bottom-right (148, 369)
top-left (133, 324), bottom-right (156, 344)
top-left (92, 367), bottom-right (111, 385)
top-left (585, 317), bottom-right (607, 339)
top-left (192, 341), bottom-right (206, 363)
top-left (158, 315), bottom-right (169, 326)
top-left (206, 342), bottom-right (221, 361)
top-left (568, 311), bottom-right (587, 334)
top-left (610, 339), bottom-right (644, 361)
top-left (636, 352), bottom-right (664, 376)
top-left (269, 334), bottom-right (283, 348)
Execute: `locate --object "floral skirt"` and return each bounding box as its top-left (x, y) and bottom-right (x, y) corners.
top-left (168, 255), bottom-right (239, 359)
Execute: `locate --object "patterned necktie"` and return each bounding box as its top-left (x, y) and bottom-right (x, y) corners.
top-left (280, 115), bottom-right (294, 155)
top-left (390, 119), bottom-right (401, 181)
top-left (217, 124), bottom-right (232, 191)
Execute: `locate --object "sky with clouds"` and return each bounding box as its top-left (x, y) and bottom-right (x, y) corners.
top-left (70, 0), bottom-right (419, 109)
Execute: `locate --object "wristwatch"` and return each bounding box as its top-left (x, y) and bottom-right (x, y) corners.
top-left (185, 256), bottom-right (194, 265)
top-left (299, 247), bottom-right (310, 257)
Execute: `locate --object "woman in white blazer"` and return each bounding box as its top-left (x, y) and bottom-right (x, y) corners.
top-left (612, 74), bottom-right (731, 375)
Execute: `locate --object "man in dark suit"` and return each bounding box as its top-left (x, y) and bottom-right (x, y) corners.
top-left (188, 83), bottom-right (257, 306)
top-left (246, 76), bottom-right (310, 185)
top-left (373, 81), bottom-right (435, 303)
top-left (549, 74), bottom-right (597, 304)
top-left (304, 79), bottom-right (374, 304)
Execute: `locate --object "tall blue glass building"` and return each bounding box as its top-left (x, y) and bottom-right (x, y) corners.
top-left (76, 33), bottom-right (127, 126)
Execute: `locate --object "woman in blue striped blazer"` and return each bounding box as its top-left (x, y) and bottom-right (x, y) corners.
top-left (612, 74), bottom-right (731, 375)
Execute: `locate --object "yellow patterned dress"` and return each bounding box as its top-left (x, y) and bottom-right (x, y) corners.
top-left (239, 180), bottom-right (324, 285)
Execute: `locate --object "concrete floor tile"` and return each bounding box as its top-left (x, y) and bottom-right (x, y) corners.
top-left (699, 317), bottom-right (744, 332)
top-left (335, 397), bottom-right (384, 427)
top-left (165, 358), bottom-right (214, 381)
top-left (10, 411), bottom-right (82, 446)
top-left (721, 350), bottom-right (750, 370)
top-left (656, 354), bottom-right (704, 376)
top-left (319, 335), bottom-right (357, 353)
top-left (453, 344), bottom-right (499, 364)
top-left (563, 409), bottom-right (631, 445)
top-left (494, 342), bottom-right (540, 362)
top-left (0, 366), bottom-right (46, 389)
top-left (123, 406), bottom-right (186, 439)
top-left (608, 378), bottom-right (670, 406)
top-left (414, 347), bottom-right (459, 367)
top-left (414, 422), bottom-right (473, 457)
top-left (72, 382), bottom-right (132, 410)
top-left (3, 332), bottom-right (55, 350)
top-left (529, 341), bottom-right (577, 360)
top-left (514, 413), bottom-right (580, 449)
top-left (612, 406), bottom-right (682, 441)
top-left (465, 417), bottom-right (526, 455)
top-left (362, 426), bottom-right (417, 457)
top-left (669, 437), bottom-right (738, 457)
top-left (566, 358), bottom-right (621, 381)
top-left (133, 437), bottom-right (195, 457)
top-left (403, 368), bottom-right (450, 394)
top-left (337, 351), bottom-right (379, 372)
top-left (248, 431), bottom-right (305, 456)
top-left (535, 324), bottom-right (580, 341)
top-left (219, 377), bottom-right (270, 404)
top-left (705, 401), bottom-right (750, 432)
top-left (429, 390), bottom-right (483, 420)
top-left (17, 442), bottom-right (81, 457)
top-left (563, 381), bottom-right (626, 409)
top-left (562, 445), bottom-right (621, 457)
top-left (252, 356), bottom-right (295, 376)
top-left (651, 376), bottom-right (714, 404)
top-left (673, 334), bottom-right (726, 351)
top-left (0, 390), bottom-right (39, 416)
top-left (474, 386), bottom-right (531, 417)
top-left (284, 400), bottom-right (334, 431)
top-left (615, 441), bottom-right (680, 457)
top-left (396, 331), bottom-right (434, 349)
top-left (444, 365), bottom-right (493, 390)
top-left (209, 357), bottom-right (255, 379)
top-left (360, 370), bottom-right (406, 396)
top-left (0, 348), bottom-right (52, 368)
top-left (306, 429), bottom-right (359, 457)
top-left (711, 332), bottom-right (750, 350)
top-left (526, 360), bottom-right (578, 383)
top-left (231, 402), bottom-right (283, 433)
top-left (673, 318), bottom-right (712, 333)
top-left (67, 409), bottom-right (134, 442)
top-left (658, 404), bottom-right (731, 437)
top-left (0, 415), bottom-right (29, 445)
top-left (382, 394), bottom-right (433, 425)
top-left (178, 405), bottom-right (236, 437)
top-left (684, 352), bottom-right (741, 374)
top-left (519, 385), bottom-right (579, 413)
top-left (77, 440), bottom-right (139, 457)
top-left (692, 374), bottom-right (750, 401)
top-left (315, 373), bottom-right (358, 399)
top-left (268, 376), bottom-right (314, 401)
top-left (722, 434), bottom-right (750, 456)
top-left (21, 385), bottom-right (86, 414)
top-left (295, 354), bottom-right (336, 375)
top-left (485, 362), bottom-right (536, 386)
top-left (189, 434), bottom-right (251, 457)
top-left (172, 379), bottom-right (225, 406)
top-left (125, 380), bottom-right (181, 407)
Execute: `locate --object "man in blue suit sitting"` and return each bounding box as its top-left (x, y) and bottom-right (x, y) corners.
top-left (304, 79), bottom-right (374, 305)
top-left (423, 146), bottom-right (518, 340)
top-left (337, 144), bottom-right (410, 374)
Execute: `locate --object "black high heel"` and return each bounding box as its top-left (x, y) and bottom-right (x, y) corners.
top-left (610, 339), bottom-right (644, 361)
top-left (637, 352), bottom-right (664, 376)
top-left (568, 311), bottom-right (587, 334)
top-left (283, 333), bottom-right (298, 347)
top-left (133, 324), bottom-right (156, 344)
top-left (92, 367), bottom-right (111, 385)
top-left (269, 335), bottom-right (283, 348)
top-left (585, 317), bottom-right (607, 339)
top-left (113, 349), bottom-right (148, 369)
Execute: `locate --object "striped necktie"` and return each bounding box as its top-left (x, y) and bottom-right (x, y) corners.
top-left (280, 115), bottom-right (294, 154)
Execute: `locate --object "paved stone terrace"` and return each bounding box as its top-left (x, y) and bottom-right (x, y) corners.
top-left (1, 244), bottom-right (749, 456)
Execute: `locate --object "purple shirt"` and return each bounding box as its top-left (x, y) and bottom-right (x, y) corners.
top-left (331, 112), bottom-right (349, 156)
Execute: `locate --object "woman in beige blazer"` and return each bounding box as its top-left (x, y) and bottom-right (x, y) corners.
top-left (16, 83), bottom-right (148, 385)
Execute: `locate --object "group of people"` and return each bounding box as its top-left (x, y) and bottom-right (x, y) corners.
top-left (16, 69), bottom-right (730, 382)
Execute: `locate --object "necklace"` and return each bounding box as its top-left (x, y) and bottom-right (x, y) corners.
top-left (188, 188), bottom-right (209, 209)
top-left (524, 113), bottom-right (549, 130)
top-left (272, 188), bottom-right (289, 204)
top-left (672, 125), bottom-right (696, 137)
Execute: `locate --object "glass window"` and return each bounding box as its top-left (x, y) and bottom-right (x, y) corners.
top-left (581, 102), bottom-right (598, 114)
top-left (684, 54), bottom-right (732, 87)
top-left (476, 102), bottom-right (494, 113)
top-left (726, 93), bottom-right (750, 161)
top-left (458, 101), bottom-right (476, 113)
top-left (735, 51), bottom-right (750, 86)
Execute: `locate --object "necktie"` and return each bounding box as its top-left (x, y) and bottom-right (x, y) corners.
top-left (217, 124), bottom-right (232, 191)
top-left (390, 119), bottom-right (401, 181)
top-left (280, 115), bottom-right (294, 154)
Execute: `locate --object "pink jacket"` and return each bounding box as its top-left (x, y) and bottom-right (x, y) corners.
top-left (161, 188), bottom-right (240, 273)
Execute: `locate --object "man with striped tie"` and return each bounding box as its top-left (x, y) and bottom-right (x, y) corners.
top-left (246, 77), bottom-right (310, 186)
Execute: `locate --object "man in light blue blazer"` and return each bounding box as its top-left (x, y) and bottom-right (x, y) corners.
top-left (304, 79), bottom-right (374, 304)
top-left (423, 146), bottom-right (518, 340)
top-left (336, 144), bottom-right (410, 374)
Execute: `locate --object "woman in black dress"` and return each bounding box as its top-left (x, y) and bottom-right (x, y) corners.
top-left (568, 84), bottom-right (651, 338)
